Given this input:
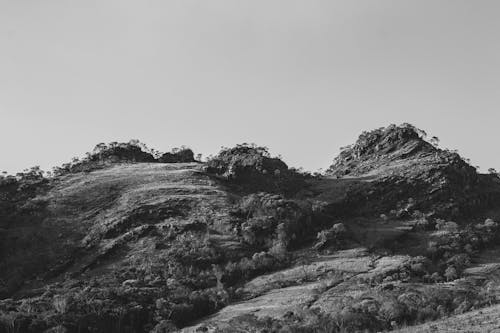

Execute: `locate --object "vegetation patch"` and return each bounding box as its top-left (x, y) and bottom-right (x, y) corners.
top-left (206, 143), bottom-right (309, 196)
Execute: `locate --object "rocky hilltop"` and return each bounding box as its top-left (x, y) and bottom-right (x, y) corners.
top-left (1, 125), bottom-right (500, 333)
top-left (323, 124), bottom-right (500, 218)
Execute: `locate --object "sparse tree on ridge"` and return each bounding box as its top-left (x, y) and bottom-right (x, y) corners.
top-left (430, 136), bottom-right (440, 147)
top-left (93, 143), bottom-right (107, 154)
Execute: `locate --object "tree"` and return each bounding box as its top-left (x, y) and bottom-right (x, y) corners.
top-left (430, 136), bottom-right (440, 147)
top-left (488, 168), bottom-right (499, 178)
top-left (128, 139), bottom-right (140, 146)
top-left (378, 300), bottom-right (405, 323)
top-left (93, 142), bottom-right (107, 154)
top-left (430, 272), bottom-right (442, 283)
top-left (417, 128), bottom-right (428, 139)
top-left (212, 265), bottom-right (224, 290)
top-left (444, 266), bottom-right (457, 282)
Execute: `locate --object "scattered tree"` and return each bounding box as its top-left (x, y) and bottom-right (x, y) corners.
top-left (444, 266), bottom-right (458, 282)
top-left (430, 136), bottom-right (440, 147)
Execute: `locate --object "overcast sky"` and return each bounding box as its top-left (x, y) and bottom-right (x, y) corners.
top-left (1, 0), bottom-right (499, 174)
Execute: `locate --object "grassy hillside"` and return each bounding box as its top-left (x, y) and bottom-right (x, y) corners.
top-left (0, 160), bottom-right (318, 332)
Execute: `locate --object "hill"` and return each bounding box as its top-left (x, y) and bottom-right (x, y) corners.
top-left (1, 126), bottom-right (500, 333)
top-left (394, 303), bottom-right (500, 333)
top-left (319, 124), bottom-right (500, 219)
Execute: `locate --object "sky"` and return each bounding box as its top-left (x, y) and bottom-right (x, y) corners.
top-left (1, 0), bottom-right (500, 174)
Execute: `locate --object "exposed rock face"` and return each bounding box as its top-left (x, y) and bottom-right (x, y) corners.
top-left (324, 124), bottom-right (496, 218)
top-left (327, 124), bottom-right (436, 177)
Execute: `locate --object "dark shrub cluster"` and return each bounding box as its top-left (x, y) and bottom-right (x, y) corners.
top-left (313, 223), bottom-right (347, 251)
top-left (52, 141), bottom-right (197, 176)
top-left (231, 192), bottom-right (313, 251)
top-left (0, 228), bottom-right (232, 332)
top-left (206, 144), bottom-right (307, 195)
top-left (425, 218), bottom-right (500, 281)
top-left (0, 167), bottom-right (51, 298)
top-left (218, 280), bottom-right (492, 333)
top-left (0, 166), bottom-right (49, 242)
top-left (157, 148), bottom-right (195, 163)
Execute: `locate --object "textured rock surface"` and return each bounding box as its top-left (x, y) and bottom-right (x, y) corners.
top-left (322, 124), bottom-right (500, 218)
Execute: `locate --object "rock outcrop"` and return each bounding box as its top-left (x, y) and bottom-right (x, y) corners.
top-left (324, 124), bottom-right (499, 218)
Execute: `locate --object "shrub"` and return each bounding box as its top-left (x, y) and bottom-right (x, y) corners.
top-left (444, 266), bottom-right (458, 281)
top-left (378, 299), bottom-right (406, 324)
top-left (51, 141), bottom-right (198, 176)
top-left (233, 193), bottom-right (313, 250)
top-left (158, 148), bottom-right (195, 163)
top-left (313, 223), bottom-right (347, 251)
top-left (52, 141), bottom-right (156, 175)
top-left (206, 144), bottom-right (306, 195)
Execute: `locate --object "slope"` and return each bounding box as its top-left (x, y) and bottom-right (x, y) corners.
top-left (0, 163), bottom-right (244, 332)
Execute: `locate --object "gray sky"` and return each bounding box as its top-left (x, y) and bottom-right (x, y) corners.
top-left (1, 0), bottom-right (500, 174)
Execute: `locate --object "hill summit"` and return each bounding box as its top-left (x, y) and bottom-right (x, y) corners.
top-left (323, 124), bottom-right (494, 218)
top-left (327, 123), bottom-right (474, 179)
